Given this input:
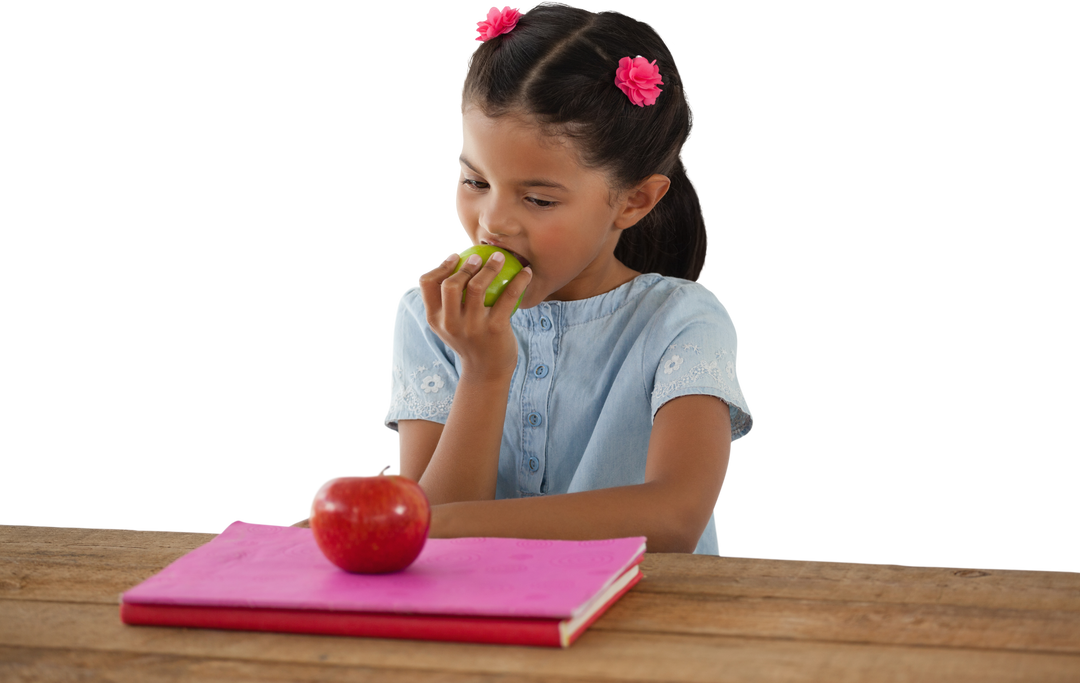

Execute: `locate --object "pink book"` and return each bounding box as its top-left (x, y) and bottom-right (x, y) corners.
top-left (121, 521), bottom-right (646, 647)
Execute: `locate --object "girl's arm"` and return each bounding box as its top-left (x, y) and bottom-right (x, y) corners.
top-left (397, 420), bottom-right (442, 481)
top-left (397, 371), bottom-right (512, 503)
top-left (400, 252), bottom-right (531, 504)
top-left (401, 393), bottom-right (731, 553)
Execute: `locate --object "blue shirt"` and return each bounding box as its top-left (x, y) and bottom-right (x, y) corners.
top-left (385, 273), bottom-right (752, 554)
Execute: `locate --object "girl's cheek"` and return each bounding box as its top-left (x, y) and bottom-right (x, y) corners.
top-left (455, 190), bottom-right (476, 228)
top-left (453, 186), bottom-right (470, 221)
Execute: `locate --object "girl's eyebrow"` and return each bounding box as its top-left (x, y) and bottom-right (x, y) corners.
top-left (459, 155), bottom-right (568, 191)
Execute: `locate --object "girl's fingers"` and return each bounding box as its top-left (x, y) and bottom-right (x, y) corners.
top-left (416, 250), bottom-right (460, 283)
top-left (445, 253), bottom-right (463, 269)
top-left (421, 250), bottom-right (526, 331)
top-left (463, 251), bottom-right (505, 309)
top-left (419, 253), bottom-right (462, 319)
top-left (441, 252), bottom-right (483, 309)
top-left (491, 265), bottom-right (533, 318)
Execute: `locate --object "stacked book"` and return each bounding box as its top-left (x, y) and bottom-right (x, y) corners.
top-left (121, 521), bottom-right (646, 647)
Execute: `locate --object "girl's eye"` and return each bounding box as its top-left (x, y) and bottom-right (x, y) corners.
top-left (460, 178), bottom-right (557, 208)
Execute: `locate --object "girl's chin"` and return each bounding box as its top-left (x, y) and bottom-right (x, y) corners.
top-left (516, 295), bottom-right (541, 310)
top-left (516, 286), bottom-right (546, 310)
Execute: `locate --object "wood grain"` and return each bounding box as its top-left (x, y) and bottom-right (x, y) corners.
top-left (3, 525), bottom-right (1080, 683)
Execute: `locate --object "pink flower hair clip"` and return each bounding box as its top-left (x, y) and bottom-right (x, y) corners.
top-left (615, 56), bottom-right (664, 107)
top-left (476, 6), bottom-right (521, 42)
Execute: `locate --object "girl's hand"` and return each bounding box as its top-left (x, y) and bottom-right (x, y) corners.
top-left (419, 251), bottom-right (532, 382)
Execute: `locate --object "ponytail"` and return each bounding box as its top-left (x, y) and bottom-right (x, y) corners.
top-left (614, 159), bottom-right (707, 281)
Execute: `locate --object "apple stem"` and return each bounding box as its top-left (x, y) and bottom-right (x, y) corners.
top-left (380, 466), bottom-right (391, 476)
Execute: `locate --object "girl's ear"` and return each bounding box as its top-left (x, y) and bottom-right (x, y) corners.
top-left (614, 174), bottom-right (671, 230)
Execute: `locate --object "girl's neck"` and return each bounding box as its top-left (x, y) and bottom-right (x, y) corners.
top-left (544, 257), bottom-right (641, 303)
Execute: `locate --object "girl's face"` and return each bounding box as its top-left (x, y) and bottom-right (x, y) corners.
top-left (456, 107), bottom-right (642, 309)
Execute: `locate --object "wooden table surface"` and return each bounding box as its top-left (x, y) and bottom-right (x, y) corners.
top-left (1, 525), bottom-right (1078, 682)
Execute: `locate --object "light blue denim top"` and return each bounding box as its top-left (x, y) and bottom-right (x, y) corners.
top-left (384, 273), bottom-right (753, 555)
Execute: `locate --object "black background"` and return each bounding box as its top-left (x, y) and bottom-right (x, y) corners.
top-left (6, 5), bottom-right (1071, 570)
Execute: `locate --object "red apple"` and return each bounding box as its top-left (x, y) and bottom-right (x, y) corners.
top-left (310, 470), bottom-right (431, 573)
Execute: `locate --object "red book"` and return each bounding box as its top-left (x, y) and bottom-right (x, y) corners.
top-left (121, 522), bottom-right (646, 647)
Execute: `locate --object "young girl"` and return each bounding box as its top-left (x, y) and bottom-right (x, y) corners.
top-left (385, 4), bottom-right (752, 554)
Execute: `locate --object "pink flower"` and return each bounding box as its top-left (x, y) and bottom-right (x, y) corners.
top-left (476, 6), bottom-right (521, 41)
top-left (614, 56), bottom-right (664, 107)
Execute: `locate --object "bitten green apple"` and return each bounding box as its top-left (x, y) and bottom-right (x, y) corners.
top-left (453, 245), bottom-right (525, 312)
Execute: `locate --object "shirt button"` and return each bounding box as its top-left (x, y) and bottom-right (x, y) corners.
top-left (528, 456), bottom-right (540, 472)
top-left (540, 317), bottom-right (552, 330)
top-left (527, 412), bottom-right (542, 427)
top-left (533, 364), bottom-right (549, 379)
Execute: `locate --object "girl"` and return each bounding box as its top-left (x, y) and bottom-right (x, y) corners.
top-left (385, 3), bottom-right (752, 554)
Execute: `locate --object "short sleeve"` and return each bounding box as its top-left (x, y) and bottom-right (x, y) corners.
top-left (646, 284), bottom-right (753, 441)
top-left (384, 288), bottom-right (460, 431)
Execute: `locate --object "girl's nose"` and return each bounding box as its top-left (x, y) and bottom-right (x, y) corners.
top-left (479, 213), bottom-right (516, 239)
top-left (479, 189), bottom-right (520, 237)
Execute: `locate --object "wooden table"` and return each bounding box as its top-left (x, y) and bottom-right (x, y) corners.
top-left (1, 525), bottom-right (1078, 682)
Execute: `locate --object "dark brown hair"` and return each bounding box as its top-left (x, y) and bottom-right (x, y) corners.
top-left (463, 3), bottom-right (707, 281)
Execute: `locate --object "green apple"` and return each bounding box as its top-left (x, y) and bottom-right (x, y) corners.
top-left (453, 245), bottom-right (525, 312)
